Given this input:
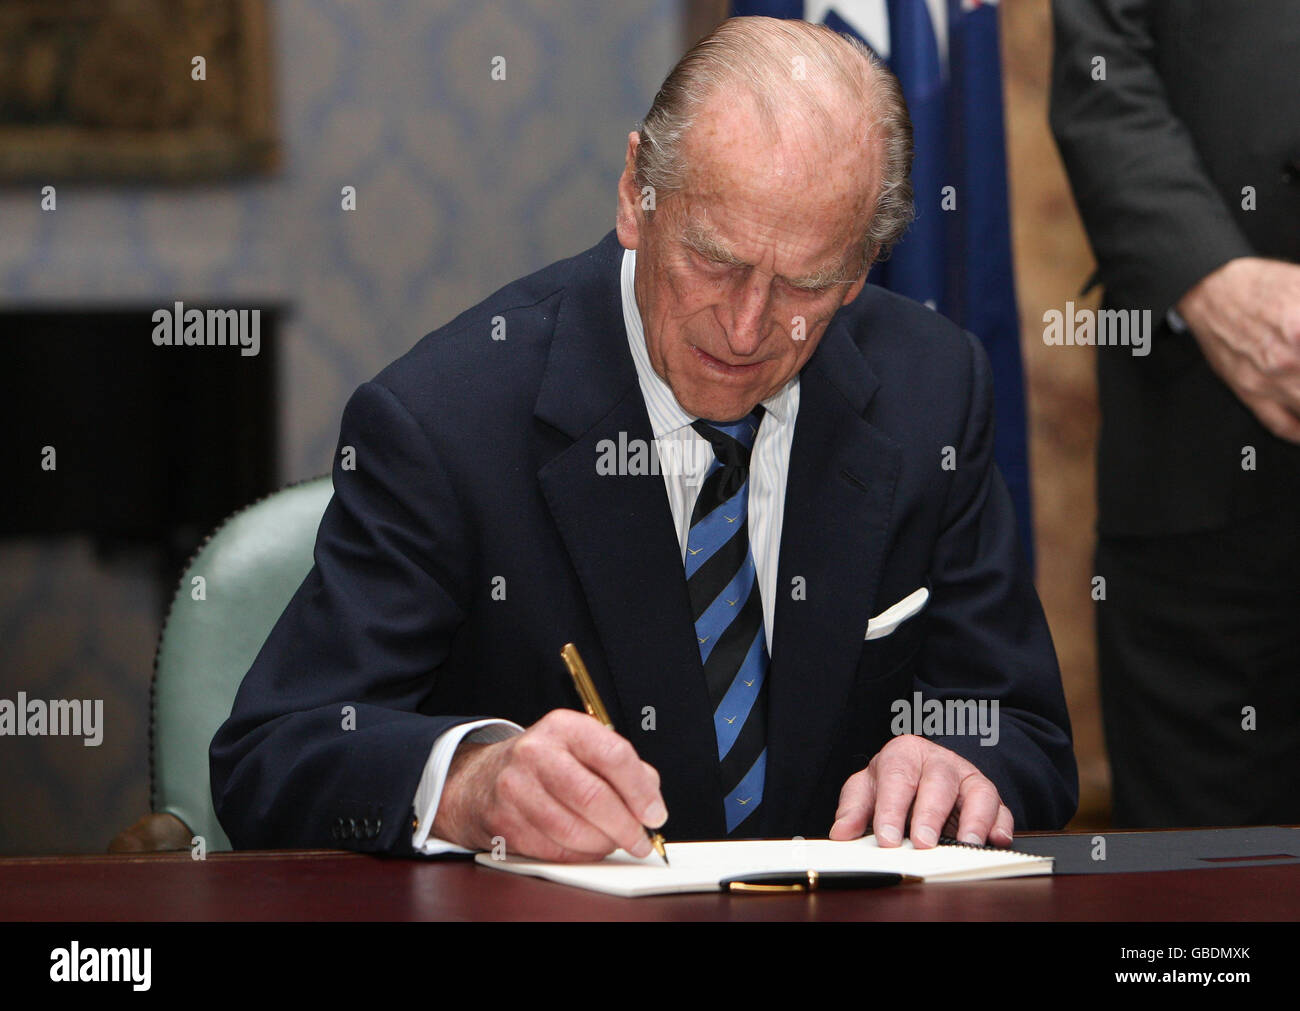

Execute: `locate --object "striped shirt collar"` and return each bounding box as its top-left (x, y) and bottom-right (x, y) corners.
top-left (620, 247), bottom-right (795, 439)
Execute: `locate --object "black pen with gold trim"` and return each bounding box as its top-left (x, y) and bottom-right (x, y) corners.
top-left (559, 642), bottom-right (670, 866)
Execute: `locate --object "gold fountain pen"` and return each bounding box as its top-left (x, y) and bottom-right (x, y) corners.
top-left (559, 642), bottom-right (670, 866)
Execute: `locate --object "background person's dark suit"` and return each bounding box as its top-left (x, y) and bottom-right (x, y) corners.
top-left (210, 232), bottom-right (1077, 853)
top-left (1050, 0), bottom-right (1300, 825)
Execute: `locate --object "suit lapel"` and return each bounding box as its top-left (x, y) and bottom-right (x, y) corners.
top-left (760, 319), bottom-right (902, 838)
top-left (535, 234), bottom-right (726, 839)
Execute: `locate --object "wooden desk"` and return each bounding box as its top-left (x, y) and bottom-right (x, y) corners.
top-left (1, 842), bottom-right (1297, 921)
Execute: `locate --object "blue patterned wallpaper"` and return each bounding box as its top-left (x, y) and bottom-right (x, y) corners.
top-left (0, 0), bottom-right (682, 854)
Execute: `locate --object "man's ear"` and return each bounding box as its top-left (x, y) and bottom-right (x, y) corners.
top-left (616, 131), bottom-right (644, 250)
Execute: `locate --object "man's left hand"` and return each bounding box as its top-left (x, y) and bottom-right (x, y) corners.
top-left (829, 735), bottom-right (1014, 848)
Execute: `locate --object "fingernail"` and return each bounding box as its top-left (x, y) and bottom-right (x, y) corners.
top-left (877, 824), bottom-right (901, 845)
top-left (644, 800), bottom-right (668, 827)
top-left (961, 832), bottom-right (982, 845)
top-left (631, 836), bottom-right (652, 858)
top-left (913, 825), bottom-right (938, 847)
top-left (830, 819), bottom-right (846, 838)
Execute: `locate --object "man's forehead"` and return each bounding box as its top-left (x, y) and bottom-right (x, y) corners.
top-left (677, 105), bottom-right (878, 226)
top-left (678, 213), bottom-right (846, 265)
top-left (667, 192), bottom-right (866, 283)
top-left (686, 86), bottom-right (875, 178)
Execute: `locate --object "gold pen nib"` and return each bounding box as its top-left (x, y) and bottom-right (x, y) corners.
top-left (651, 831), bottom-right (670, 866)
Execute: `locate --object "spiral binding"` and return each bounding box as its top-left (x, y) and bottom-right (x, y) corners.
top-left (937, 835), bottom-right (1041, 860)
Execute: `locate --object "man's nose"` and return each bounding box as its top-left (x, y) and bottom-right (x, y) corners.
top-left (727, 278), bottom-right (771, 355)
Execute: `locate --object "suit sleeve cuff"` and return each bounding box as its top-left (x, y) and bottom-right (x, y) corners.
top-left (411, 719), bottom-right (523, 855)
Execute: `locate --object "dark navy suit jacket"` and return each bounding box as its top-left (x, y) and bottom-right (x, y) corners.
top-left (210, 231), bottom-right (1078, 854)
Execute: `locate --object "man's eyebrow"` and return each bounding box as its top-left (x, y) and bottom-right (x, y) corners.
top-left (679, 219), bottom-right (859, 289)
top-left (786, 259), bottom-right (860, 289)
top-left (680, 221), bottom-right (748, 265)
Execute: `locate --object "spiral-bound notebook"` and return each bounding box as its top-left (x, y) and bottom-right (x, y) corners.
top-left (473, 836), bottom-right (1053, 897)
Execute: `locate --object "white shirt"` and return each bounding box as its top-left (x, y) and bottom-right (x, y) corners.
top-left (411, 247), bottom-right (799, 854)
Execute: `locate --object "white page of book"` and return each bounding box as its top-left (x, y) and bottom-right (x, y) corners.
top-left (473, 836), bottom-right (1053, 897)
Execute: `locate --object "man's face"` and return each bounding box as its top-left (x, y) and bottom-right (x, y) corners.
top-left (616, 98), bottom-right (879, 422)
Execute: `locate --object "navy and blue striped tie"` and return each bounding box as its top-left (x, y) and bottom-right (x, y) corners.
top-left (687, 408), bottom-right (767, 836)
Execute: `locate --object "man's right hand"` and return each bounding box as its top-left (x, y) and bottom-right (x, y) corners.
top-left (430, 709), bottom-right (668, 862)
top-left (1177, 257), bottom-right (1300, 443)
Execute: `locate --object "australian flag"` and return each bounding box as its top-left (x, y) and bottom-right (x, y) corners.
top-left (732, 0), bottom-right (1034, 564)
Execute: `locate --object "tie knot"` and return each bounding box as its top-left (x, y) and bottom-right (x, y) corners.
top-left (692, 407), bottom-right (764, 470)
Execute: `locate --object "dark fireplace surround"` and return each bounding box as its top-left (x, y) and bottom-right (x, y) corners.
top-left (5, 305), bottom-right (281, 604)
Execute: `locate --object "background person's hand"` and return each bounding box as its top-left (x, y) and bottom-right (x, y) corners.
top-left (430, 709), bottom-right (667, 862)
top-left (1177, 257), bottom-right (1300, 443)
top-left (829, 734), bottom-right (1014, 848)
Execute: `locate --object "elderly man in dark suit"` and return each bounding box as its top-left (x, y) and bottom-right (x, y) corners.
top-left (211, 16), bottom-right (1076, 860)
top-left (1051, 0), bottom-right (1300, 826)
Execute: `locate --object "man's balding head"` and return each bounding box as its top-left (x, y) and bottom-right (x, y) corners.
top-left (634, 16), bottom-right (914, 269)
top-left (615, 16), bottom-right (915, 422)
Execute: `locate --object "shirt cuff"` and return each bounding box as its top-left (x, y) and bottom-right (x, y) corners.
top-left (411, 719), bottom-right (523, 855)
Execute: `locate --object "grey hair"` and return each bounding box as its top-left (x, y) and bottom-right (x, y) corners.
top-left (634, 16), bottom-right (915, 266)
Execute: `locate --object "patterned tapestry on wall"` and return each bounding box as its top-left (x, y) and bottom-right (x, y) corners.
top-left (0, 0), bottom-right (277, 180)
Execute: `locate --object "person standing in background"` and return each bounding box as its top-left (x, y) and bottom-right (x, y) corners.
top-left (1050, 0), bottom-right (1300, 827)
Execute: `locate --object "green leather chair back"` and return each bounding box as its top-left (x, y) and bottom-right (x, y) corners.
top-left (151, 476), bottom-right (334, 851)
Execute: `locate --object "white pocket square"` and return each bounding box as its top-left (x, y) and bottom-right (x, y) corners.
top-left (864, 587), bottom-right (929, 640)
